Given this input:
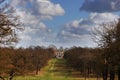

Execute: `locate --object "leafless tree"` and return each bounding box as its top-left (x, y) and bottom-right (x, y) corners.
top-left (0, 0), bottom-right (23, 46)
top-left (92, 20), bottom-right (120, 80)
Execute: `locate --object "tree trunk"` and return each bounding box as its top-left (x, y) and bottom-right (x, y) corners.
top-left (81, 64), bottom-right (84, 75)
top-left (102, 65), bottom-right (108, 80)
top-left (80, 67), bottom-right (83, 75)
top-left (0, 76), bottom-right (4, 80)
top-left (110, 70), bottom-right (115, 80)
top-left (84, 63), bottom-right (87, 80)
top-left (9, 71), bottom-right (14, 80)
top-left (36, 70), bottom-right (38, 75)
top-left (118, 67), bottom-right (120, 80)
top-left (9, 76), bottom-right (13, 80)
top-left (36, 65), bottom-right (39, 75)
top-left (96, 72), bottom-right (101, 80)
top-left (102, 71), bottom-right (108, 80)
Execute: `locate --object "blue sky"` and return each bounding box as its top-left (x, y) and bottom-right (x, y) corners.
top-left (44, 0), bottom-right (87, 31)
top-left (9, 0), bottom-right (120, 48)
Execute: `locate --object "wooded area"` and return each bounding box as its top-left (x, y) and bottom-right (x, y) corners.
top-left (0, 46), bottom-right (55, 80)
top-left (64, 20), bottom-right (120, 80)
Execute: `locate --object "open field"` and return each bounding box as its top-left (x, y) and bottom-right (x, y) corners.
top-left (14, 76), bottom-right (102, 80)
top-left (13, 59), bottom-right (102, 80)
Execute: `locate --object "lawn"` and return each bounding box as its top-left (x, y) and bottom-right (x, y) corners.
top-left (14, 76), bottom-right (101, 80)
top-left (13, 59), bottom-right (102, 80)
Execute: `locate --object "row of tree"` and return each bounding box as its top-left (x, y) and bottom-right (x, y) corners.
top-left (64, 47), bottom-right (101, 79)
top-left (64, 19), bottom-right (120, 80)
top-left (0, 1), bottom-right (56, 80)
top-left (93, 19), bottom-right (120, 80)
top-left (0, 46), bottom-right (55, 80)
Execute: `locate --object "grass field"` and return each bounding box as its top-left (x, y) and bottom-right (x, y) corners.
top-left (14, 76), bottom-right (101, 80)
top-left (13, 59), bottom-right (102, 80)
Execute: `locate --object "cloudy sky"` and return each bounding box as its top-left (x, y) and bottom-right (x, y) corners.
top-left (9, 0), bottom-right (120, 48)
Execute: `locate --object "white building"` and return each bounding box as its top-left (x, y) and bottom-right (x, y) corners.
top-left (55, 48), bottom-right (65, 59)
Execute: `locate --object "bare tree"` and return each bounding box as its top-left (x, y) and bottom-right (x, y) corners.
top-left (0, 14), bottom-right (23, 45)
top-left (92, 22), bottom-right (116, 48)
top-left (0, 0), bottom-right (23, 80)
top-left (92, 20), bottom-right (120, 80)
top-left (0, 0), bottom-right (23, 46)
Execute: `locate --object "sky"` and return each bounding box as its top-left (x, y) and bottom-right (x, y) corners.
top-left (9, 0), bottom-right (120, 48)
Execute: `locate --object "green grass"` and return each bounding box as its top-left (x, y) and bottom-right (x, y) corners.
top-left (14, 76), bottom-right (103, 80)
top-left (13, 59), bottom-right (102, 80)
top-left (14, 76), bottom-right (101, 80)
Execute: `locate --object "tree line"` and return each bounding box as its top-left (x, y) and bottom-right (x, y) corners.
top-left (64, 47), bottom-right (101, 79)
top-left (0, 46), bottom-right (55, 80)
top-left (0, 0), bottom-right (56, 80)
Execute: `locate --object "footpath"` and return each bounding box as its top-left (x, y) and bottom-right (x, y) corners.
top-left (39, 58), bottom-right (82, 80)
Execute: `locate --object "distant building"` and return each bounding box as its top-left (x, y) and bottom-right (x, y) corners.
top-left (54, 47), bottom-right (66, 59)
top-left (55, 48), bottom-right (64, 59)
top-left (48, 45), bottom-right (66, 59)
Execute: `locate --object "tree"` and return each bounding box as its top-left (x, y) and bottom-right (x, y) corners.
top-left (111, 19), bottom-right (120, 80)
top-left (92, 20), bottom-right (120, 80)
top-left (64, 47), bottom-right (96, 79)
top-left (0, 0), bottom-right (23, 80)
top-left (30, 46), bottom-right (54, 75)
top-left (0, 0), bottom-right (23, 46)
top-left (0, 47), bottom-right (15, 80)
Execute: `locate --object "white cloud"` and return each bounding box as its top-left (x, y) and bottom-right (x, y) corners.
top-left (10, 0), bottom-right (65, 47)
top-left (89, 13), bottom-right (119, 24)
top-left (10, 0), bottom-right (120, 48)
top-left (58, 13), bottom-right (119, 47)
top-left (39, 1), bottom-right (65, 16)
top-left (11, 0), bottom-right (65, 19)
top-left (80, 0), bottom-right (120, 13)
